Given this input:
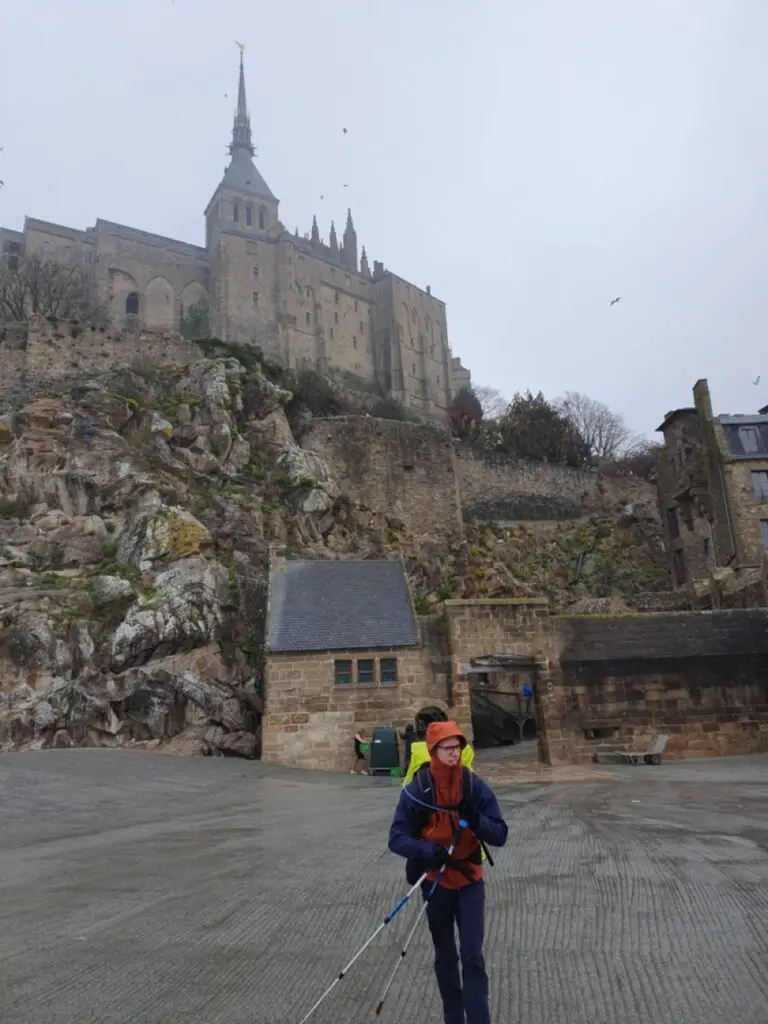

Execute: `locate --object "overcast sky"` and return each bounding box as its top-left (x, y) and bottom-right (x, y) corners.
top-left (2, 0), bottom-right (767, 437)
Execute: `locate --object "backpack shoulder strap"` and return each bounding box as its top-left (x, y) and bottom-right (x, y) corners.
top-left (415, 764), bottom-right (432, 800)
top-left (461, 767), bottom-right (474, 806)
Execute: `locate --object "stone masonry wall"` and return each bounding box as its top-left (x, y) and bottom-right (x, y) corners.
top-left (300, 416), bottom-right (461, 538)
top-left (262, 646), bottom-right (434, 771)
top-left (0, 317), bottom-right (202, 412)
top-left (440, 600), bottom-right (768, 766)
top-left (454, 444), bottom-right (657, 522)
top-left (557, 654), bottom-right (768, 764)
top-left (546, 609), bottom-right (768, 764)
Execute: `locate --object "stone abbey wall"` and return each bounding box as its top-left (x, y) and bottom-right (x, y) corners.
top-left (0, 317), bottom-right (200, 412)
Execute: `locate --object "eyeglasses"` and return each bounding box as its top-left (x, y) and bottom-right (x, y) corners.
top-left (437, 743), bottom-right (462, 754)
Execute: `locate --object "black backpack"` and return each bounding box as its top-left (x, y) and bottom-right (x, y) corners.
top-left (404, 766), bottom-right (484, 885)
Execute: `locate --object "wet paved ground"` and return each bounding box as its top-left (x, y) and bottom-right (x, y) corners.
top-left (1, 749), bottom-right (767, 1024)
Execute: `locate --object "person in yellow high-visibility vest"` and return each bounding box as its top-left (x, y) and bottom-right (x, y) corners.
top-left (402, 706), bottom-right (475, 785)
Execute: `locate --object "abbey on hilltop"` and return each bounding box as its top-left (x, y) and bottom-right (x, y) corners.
top-left (0, 51), bottom-right (470, 420)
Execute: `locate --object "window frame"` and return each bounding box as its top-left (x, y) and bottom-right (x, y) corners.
top-left (334, 659), bottom-right (352, 686)
top-left (356, 658), bottom-right (375, 685)
top-left (751, 470), bottom-right (768, 501)
top-left (380, 657), bottom-right (398, 685)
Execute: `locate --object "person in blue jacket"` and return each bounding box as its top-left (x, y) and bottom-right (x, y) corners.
top-left (388, 721), bottom-right (508, 1024)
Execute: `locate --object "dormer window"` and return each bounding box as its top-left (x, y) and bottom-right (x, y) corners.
top-left (246, 206), bottom-right (252, 227)
top-left (259, 207), bottom-right (266, 230)
top-left (233, 202), bottom-right (239, 223)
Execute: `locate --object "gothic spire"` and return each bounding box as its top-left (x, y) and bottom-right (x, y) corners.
top-left (230, 45), bottom-right (254, 156)
top-left (342, 208), bottom-right (358, 272)
top-left (329, 221), bottom-right (339, 256)
top-left (213, 45), bottom-right (276, 205)
top-left (311, 214), bottom-right (320, 245)
top-left (360, 246), bottom-right (371, 278)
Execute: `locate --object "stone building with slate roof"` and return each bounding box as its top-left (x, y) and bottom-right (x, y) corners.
top-left (262, 556), bottom-right (469, 771)
top-left (0, 52), bottom-right (470, 423)
top-left (656, 378), bottom-right (768, 599)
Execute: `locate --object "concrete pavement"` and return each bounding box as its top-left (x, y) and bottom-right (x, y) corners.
top-left (0, 749), bottom-right (767, 1024)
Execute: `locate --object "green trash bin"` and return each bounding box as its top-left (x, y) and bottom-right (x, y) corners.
top-left (368, 727), bottom-right (400, 777)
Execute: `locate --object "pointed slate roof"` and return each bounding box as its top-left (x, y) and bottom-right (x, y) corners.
top-left (266, 559), bottom-right (420, 653)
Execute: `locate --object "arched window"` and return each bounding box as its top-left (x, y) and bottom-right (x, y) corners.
top-left (246, 206), bottom-right (252, 227)
top-left (258, 207), bottom-right (266, 230)
top-left (125, 292), bottom-right (139, 316)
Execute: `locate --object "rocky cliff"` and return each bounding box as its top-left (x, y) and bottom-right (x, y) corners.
top-left (0, 347), bottom-right (669, 754)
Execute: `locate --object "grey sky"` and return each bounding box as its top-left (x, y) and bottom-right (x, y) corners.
top-left (2, 0), bottom-right (767, 437)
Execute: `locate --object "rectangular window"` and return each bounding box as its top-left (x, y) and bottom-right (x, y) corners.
top-left (360, 320), bottom-right (364, 333)
top-left (352, 336), bottom-right (357, 348)
top-left (672, 549), bottom-right (687, 585)
top-left (334, 311), bottom-right (339, 324)
top-left (761, 520), bottom-right (768, 552)
top-left (380, 658), bottom-right (398, 684)
top-left (739, 427), bottom-right (761, 453)
top-left (666, 507), bottom-right (680, 539)
top-left (357, 659), bottom-right (375, 685)
top-left (253, 265), bottom-right (259, 278)
top-left (305, 312), bottom-right (311, 325)
top-left (233, 202), bottom-right (239, 223)
top-left (354, 300), bottom-right (358, 311)
top-left (246, 206), bottom-right (252, 227)
top-left (751, 471), bottom-right (768, 501)
top-left (335, 291), bottom-right (339, 304)
top-left (330, 328), bottom-right (334, 340)
top-left (334, 659), bottom-right (352, 685)
top-left (703, 536), bottom-right (710, 556)
top-left (252, 292), bottom-right (259, 307)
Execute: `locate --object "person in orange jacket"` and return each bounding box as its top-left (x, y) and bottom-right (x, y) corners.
top-left (388, 721), bottom-right (508, 1024)
top-left (402, 706), bottom-right (475, 785)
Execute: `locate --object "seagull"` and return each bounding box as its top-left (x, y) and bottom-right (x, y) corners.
top-left (610, 296), bottom-right (621, 307)
top-left (753, 375), bottom-right (761, 386)
top-left (342, 128), bottom-right (348, 134)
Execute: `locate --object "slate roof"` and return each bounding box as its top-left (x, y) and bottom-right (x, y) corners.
top-left (221, 149), bottom-right (277, 201)
top-left (266, 559), bottom-right (420, 653)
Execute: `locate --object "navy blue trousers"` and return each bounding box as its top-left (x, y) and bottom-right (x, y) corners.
top-left (423, 880), bottom-right (490, 1024)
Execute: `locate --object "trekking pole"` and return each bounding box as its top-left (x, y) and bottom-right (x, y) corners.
top-left (295, 857), bottom-right (448, 1024)
top-left (373, 820), bottom-right (466, 1018)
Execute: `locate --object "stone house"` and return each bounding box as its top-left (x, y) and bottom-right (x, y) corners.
top-left (262, 557), bottom-right (459, 771)
top-left (0, 51), bottom-right (471, 422)
top-left (656, 378), bottom-right (768, 602)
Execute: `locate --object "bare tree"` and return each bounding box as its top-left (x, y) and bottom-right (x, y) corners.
top-left (474, 385), bottom-right (508, 419)
top-left (557, 390), bottom-right (634, 459)
top-left (0, 253), bottom-right (94, 322)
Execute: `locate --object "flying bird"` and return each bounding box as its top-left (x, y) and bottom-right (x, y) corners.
top-left (342, 128), bottom-right (348, 133)
top-left (753, 375), bottom-right (761, 386)
top-left (610, 296), bottom-right (621, 306)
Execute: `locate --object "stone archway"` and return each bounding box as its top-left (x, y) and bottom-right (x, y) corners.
top-left (108, 268), bottom-right (139, 325)
top-left (180, 282), bottom-right (209, 340)
top-left (144, 276), bottom-right (175, 332)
